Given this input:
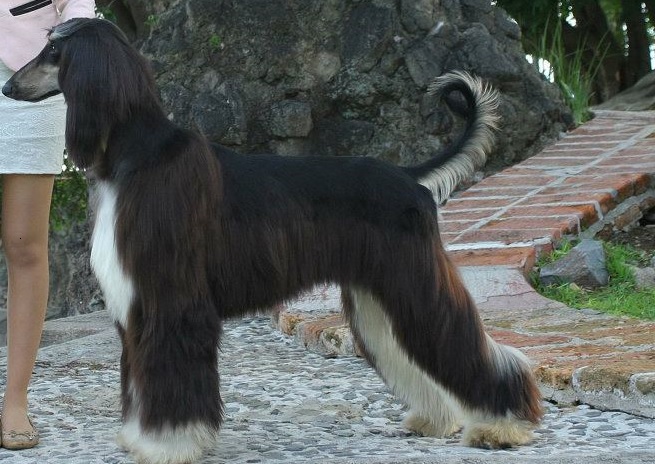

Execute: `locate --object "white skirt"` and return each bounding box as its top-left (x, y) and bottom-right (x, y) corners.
top-left (0, 60), bottom-right (65, 174)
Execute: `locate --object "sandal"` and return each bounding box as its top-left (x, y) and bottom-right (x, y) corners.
top-left (1, 416), bottom-right (39, 450)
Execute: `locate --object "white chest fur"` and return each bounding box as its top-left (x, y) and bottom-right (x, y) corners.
top-left (90, 182), bottom-right (134, 329)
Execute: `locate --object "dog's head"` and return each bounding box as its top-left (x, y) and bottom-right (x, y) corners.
top-left (2, 18), bottom-right (160, 168)
top-left (1, 38), bottom-right (61, 102)
top-left (2, 18), bottom-right (122, 102)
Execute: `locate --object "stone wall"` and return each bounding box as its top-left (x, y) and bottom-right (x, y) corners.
top-left (131, 0), bottom-right (572, 170)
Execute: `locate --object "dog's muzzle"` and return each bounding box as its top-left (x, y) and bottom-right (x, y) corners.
top-left (1, 79), bottom-right (61, 102)
top-left (2, 80), bottom-right (14, 98)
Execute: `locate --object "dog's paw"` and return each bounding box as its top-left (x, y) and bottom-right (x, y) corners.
top-left (462, 418), bottom-right (534, 449)
top-left (117, 418), bottom-right (217, 464)
top-left (403, 411), bottom-right (460, 438)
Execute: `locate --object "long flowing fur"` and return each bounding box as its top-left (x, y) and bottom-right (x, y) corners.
top-left (3, 18), bottom-right (542, 464)
top-left (52, 19), bottom-right (161, 169)
top-left (408, 71), bottom-right (500, 203)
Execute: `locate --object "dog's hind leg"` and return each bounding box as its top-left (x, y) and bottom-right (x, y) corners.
top-left (342, 247), bottom-right (542, 448)
top-left (342, 287), bottom-right (461, 438)
top-left (116, 304), bottom-right (223, 464)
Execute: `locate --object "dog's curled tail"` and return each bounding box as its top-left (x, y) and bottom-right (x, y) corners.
top-left (404, 71), bottom-right (500, 204)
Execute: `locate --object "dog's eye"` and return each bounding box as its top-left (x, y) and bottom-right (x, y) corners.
top-left (48, 42), bottom-right (60, 60)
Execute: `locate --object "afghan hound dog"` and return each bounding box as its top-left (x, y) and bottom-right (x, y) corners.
top-left (3, 18), bottom-right (542, 464)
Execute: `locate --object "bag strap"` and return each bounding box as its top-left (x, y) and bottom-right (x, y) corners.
top-left (9, 0), bottom-right (54, 17)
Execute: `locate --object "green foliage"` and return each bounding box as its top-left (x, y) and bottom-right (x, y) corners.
top-left (532, 240), bottom-right (655, 320)
top-left (496, 0), bottom-right (625, 56)
top-left (599, 0), bottom-right (624, 41)
top-left (541, 237), bottom-right (575, 263)
top-left (95, 4), bottom-right (117, 23)
top-left (145, 14), bottom-right (160, 28)
top-left (496, 0), bottom-right (630, 124)
top-left (535, 20), bottom-right (608, 125)
top-left (50, 154), bottom-right (88, 233)
top-left (208, 34), bottom-right (223, 52)
top-left (495, 0), bottom-right (562, 51)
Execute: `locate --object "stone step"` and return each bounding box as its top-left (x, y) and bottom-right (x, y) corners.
top-left (0, 309), bottom-right (113, 356)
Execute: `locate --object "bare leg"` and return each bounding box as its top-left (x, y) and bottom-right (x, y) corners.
top-left (1, 174), bottom-right (54, 435)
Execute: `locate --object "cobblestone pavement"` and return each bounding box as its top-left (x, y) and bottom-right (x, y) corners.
top-left (0, 312), bottom-right (653, 464)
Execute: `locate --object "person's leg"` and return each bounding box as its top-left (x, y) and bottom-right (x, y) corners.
top-left (1, 174), bottom-right (55, 437)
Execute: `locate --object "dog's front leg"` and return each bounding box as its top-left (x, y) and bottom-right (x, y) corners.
top-left (115, 302), bottom-right (223, 464)
top-left (115, 324), bottom-right (134, 425)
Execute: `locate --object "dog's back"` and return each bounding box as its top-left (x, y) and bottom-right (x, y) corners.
top-left (214, 145), bottom-right (436, 227)
top-left (209, 144), bottom-right (439, 314)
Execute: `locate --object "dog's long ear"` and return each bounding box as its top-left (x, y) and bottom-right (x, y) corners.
top-left (58, 32), bottom-right (111, 169)
top-left (57, 20), bottom-right (160, 169)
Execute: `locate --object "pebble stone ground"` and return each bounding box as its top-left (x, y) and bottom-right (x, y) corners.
top-left (0, 311), bottom-right (652, 464)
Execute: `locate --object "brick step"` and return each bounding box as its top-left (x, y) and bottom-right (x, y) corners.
top-left (443, 110), bottom-right (655, 272)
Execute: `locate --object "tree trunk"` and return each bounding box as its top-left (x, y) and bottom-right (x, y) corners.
top-left (622, 0), bottom-right (652, 87)
top-left (96, 0), bottom-right (155, 41)
top-left (567, 0), bottom-right (624, 102)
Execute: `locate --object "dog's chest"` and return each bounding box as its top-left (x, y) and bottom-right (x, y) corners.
top-left (90, 182), bottom-right (134, 329)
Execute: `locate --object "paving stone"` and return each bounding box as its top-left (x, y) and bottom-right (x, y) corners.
top-left (447, 247), bottom-right (536, 272)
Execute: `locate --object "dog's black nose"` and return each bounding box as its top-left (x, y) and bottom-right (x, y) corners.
top-left (1, 80), bottom-right (12, 97)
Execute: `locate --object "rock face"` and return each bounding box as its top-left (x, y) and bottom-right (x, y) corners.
top-left (130, 0), bottom-right (572, 170)
top-left (594, 72), bottom-right (655, 111)
top-left (45, 222), bottom-right (103, 319)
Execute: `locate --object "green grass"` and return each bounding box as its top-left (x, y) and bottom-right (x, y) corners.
top-left (533, 19), bottom-right (608, 125)
top-left (531, 240), bottom-right (655, 320)
top-left (50, 154), bottom-right (88, 233)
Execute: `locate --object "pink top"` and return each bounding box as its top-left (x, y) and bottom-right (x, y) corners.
top-left (0, 0), bottom-right (96, 70)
